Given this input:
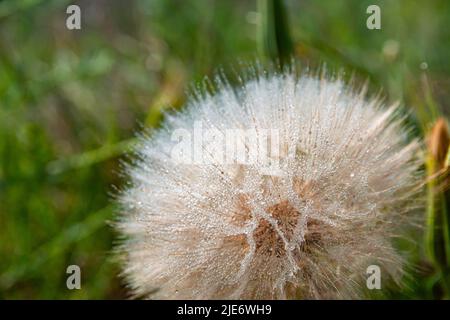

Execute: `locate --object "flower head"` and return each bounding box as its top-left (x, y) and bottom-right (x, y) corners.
top-left (116, 71), bottom-right (422, 299)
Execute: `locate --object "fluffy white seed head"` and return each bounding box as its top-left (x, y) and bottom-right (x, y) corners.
top-left (116, 71), bottom-right (422, 299)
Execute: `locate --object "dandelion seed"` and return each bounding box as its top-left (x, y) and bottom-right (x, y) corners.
top-left (116, 70), bottom-right (423, 299)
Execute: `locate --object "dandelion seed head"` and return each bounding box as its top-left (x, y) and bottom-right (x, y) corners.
top-left (116, 70), bottom-right (423, 299)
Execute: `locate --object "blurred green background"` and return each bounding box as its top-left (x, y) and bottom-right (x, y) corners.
top-left (0, 0), bottom-right (449, 299)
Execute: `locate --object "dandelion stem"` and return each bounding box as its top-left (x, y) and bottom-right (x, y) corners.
top-left (257, 0), bottom-right (294, 67)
